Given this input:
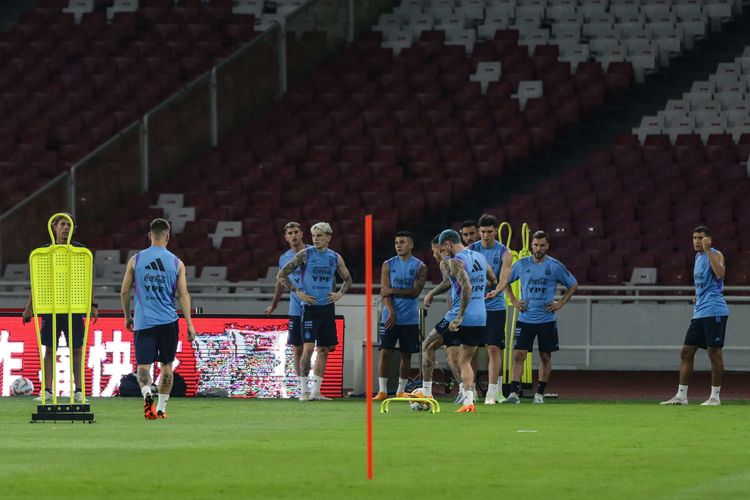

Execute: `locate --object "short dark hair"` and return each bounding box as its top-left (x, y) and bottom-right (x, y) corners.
top-left (52, 213), bottom-right (75, 229)
top-left (693, 226), bottom-right (711, 236)
top-left (477, 214), bottom-right (498, 228)
top-left (431, 234), bottom-right (441, 245)
top-left (394, 230), bottom-right (414, 241)
top-left (284, 221), bottom-right (302, 232)
top-left (533, 230), bottom-right (549, 242)
top-left (150, 218), bottom-right (171, 236)
top-left (438, 229), bottom-right (461, 245)
top-left (460, 220), bottom-right (478, 230)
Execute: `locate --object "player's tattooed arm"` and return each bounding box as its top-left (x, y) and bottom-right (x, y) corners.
top-left (424, 260), bottom-right (451, 307)
top-left (448, 259), bottom-right (472, 331)
top-left (277, 250), bottom-right (307, 293)
top-left (278, 250), bottom-right (316, 304)
top-left (329, 255), bottom-right (353, 302)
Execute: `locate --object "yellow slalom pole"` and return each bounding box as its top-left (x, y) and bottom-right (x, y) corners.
top-left (499, 222), bottom-right (517, 387)
top-left (519, 224), bottom-right (533, 386)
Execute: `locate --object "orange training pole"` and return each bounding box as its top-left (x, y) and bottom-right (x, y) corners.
top-left (365, 214), bottom-right (374, 480)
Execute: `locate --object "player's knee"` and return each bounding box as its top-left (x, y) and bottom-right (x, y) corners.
top-left (707, 347), bottom-right (723, 360)
top-left (487, 345), bottom-right (501, 357)
top-left (539, 352), bottom-right (551, 364)
top-left (513, 350), bottom-right (527, 362)
top-left (680, 346), bottom-right (696, 360)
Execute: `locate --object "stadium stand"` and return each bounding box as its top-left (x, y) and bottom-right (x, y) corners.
top-left (0, 0), bottom-right (258, 211)
top-left (0, 0), bottom-right (748, 288)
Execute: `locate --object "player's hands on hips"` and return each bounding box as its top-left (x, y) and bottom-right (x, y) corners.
top-left (512, 299), bottom-right (527, 311)
top-left (702, 236), bottom-right (712, 252)
top-left (546, 301), bottom-right (563, 312)
top-left (298, 291), bottom-right (317, 305)
top-left (187, 325), bottom-right (197, 342)
top-left (423, 293), bottom-right (434, 308)
top-left (448, 316), bottom-right (462, 332)
top-left (328, 291), bottom-right (343, 303)
top-left (264, 304), bottom-right (276, 315)
top-left (125, 316), bottom-right (134, 332)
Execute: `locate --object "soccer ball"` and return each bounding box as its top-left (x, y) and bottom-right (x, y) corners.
top-left (11, 377), bottom-right (34, 396)
top-left (409, 390), bottom-right (431, 412)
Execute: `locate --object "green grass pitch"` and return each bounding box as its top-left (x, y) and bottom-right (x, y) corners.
top-left (1, 398), bottom-right (749, 499)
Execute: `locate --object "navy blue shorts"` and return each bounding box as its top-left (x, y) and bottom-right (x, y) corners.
top-left (288, 315), bottom-right (303, 346)
top-left (135, 321), bottom-right (179, 365)
top-left (40, 314), bottom-right (85, 348)
top-left (379, 324), bottom-right (420, 353)
top-left (302, 304), bottom-right (338, 348)
top-left (435, 319), bottom-right (461, 347)
top-left (514, 321), bottom-right (559, 353)
top-left (485, 310), bottom-right (507, 348)
top-left (684, 316), bottom-right (728, 349)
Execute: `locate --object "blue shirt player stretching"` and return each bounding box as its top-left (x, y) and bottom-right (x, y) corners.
top-left (277, 222), bottom-right (353, 401)
top-left (662, 226), bottom-right (729, 406)
top-left (503, 230), bottom-right (578, 404)
top-left (121, 218), bottom-right (196, 420)
top-left (418, 229), bottom-right (496, 413)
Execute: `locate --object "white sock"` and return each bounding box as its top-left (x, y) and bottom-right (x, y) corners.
top-left (711, 386), bottom-right (721, 400)
top-left (422, 381), bottom-right (432, 397)
top-left (300, 376), bottom-right (309, 393)
top-left (141, 385), bottom-right (152, 399)
top-left (311, 375), bottom-right (323, 395)
top-left (677, 384), bottom-right (688, 399)
top-left (378, 377), bottom-right (388, 394)
top-left (458, 382), bottom-right (464, 397)
top-left (397, 378), bottom-right (408, 394)
top-left (497, 376), bottom-right (503, 387)
top-left (464, 389), bottom-right (475, 406)
top-left (156, 394), bottom-right (169, 413)
top-left (487, 383), bottom-right (498, 399)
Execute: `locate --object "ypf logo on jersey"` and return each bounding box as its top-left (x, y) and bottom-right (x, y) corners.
top-left (312, 266), bottom-right (332, 283)
top-left (143, 259), bottom-right (167, 293)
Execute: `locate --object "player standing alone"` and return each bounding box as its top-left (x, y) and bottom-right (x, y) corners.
top-left (374, 231), bottom-right (427, 400)
top-left (661, 226), bottom-right (729, 406)
top-left (265, 222), bottom-right (310, 378)
top-left (120, 219), bottom-right (197, 419)
top-left (278, 222), bottom-right (352, 401)
top-left (503, 230), bottom-right (577, 404)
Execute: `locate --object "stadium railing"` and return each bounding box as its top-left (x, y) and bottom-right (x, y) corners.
top-left (0, 0), bottom-right (399, 269)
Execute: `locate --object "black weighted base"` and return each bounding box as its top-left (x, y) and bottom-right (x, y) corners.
top-left (31, 404), bottom-right (95, 423)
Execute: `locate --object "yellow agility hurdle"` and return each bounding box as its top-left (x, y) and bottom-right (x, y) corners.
top-left (29, 213), bottom-right (95, 423)
top-left (380, 397), bottom-right (441, 414)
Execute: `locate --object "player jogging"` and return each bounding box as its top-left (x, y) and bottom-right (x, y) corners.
top-left (374, 231), bottom-right (427, 400)
top-left (503, 230), bottom-right (577, 404)
top-left (120, 218), bottom-right (197, 419)
top-left (265, 222), bottom-right (310, 378)
top-left (469, 214), bottom-right (513, 404)
top-left (661, 226), bottom-right (729, 406)
top-left (277, 222), bottom-right (352, 401)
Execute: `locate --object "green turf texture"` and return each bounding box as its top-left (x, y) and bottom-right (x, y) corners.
top-left (1, 397), bottom-right (749, 499)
